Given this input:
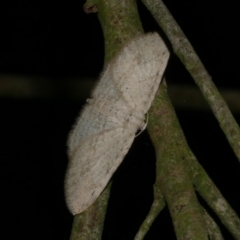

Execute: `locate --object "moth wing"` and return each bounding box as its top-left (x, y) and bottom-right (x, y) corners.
top-left (111, 32), bottom-right (169, 113)
top-left (67, 100), bottom-right (124, 155)
top-left (65, 126), bottom-right (136, 215)
top-left (91, 63), bottom-right (119, 99)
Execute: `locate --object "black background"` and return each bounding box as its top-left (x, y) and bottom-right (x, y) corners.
top-left (1, 0), bottom-right (240, 239)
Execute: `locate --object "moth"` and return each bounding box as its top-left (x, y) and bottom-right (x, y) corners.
top-left (65, 32), bottom-right (170, 215)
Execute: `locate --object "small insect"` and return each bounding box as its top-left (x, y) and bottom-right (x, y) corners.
top-left (64, 32), bottom-right (170, 215)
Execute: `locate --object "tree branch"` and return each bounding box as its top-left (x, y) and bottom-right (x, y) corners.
top-left (69, 183), bottom-right (111, 240)
top-left (148, 81), bottom-right (208, 239)
top-left (69, 0), bottom-right (143, 239)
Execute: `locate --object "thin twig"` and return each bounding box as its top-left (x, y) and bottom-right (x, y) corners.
top-left (190, 157), bottom-right (240, 239)
top-left (142, 0), bottom-right (240, 163)
top-left (134, 185), bottom-right (166, 240)
top-left (202, 207), bottom-right (224, 240)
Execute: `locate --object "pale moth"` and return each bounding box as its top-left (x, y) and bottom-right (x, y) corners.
top-left (65, 32), bottom-right (170, 215)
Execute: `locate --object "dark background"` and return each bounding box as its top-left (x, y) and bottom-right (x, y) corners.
top-left (1, 0), bottom-right (240, 239)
